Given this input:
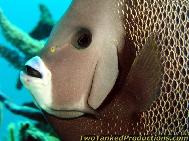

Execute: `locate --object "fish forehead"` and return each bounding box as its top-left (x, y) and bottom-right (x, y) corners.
top-left (45, 0), bottom-right (122, 48)
top-left (119, 0), bottom-right (189, 135)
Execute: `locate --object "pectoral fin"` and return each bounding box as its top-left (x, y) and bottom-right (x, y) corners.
top-left (125, 36), bottom-right (162, 112)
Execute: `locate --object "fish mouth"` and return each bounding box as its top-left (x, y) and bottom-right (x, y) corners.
top-left (40, 104), bottom-right (97, 119)
top-left (24, 65), bottom-right (43, 79)
top-left (23, 56), bottom-right (47, 79)
top-left (42, 109), bottom-right (85, 119)
top-left (46, 105), bottom-right (96, 115)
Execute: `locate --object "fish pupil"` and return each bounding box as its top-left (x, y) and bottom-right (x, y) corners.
top-left (77, 33), bottom-right (92, 48)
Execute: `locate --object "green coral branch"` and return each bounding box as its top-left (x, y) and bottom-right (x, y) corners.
top-left (0, 4), bottom-right (59, 140)
top-left (8, 123), bottom-right (15, 141)
top-left (0, 8), bottom-right (44, 56)
top-left (0, 93), bottom-right (45, 122)
top-left (30, 4), bottom-right (54, 40)
top-left (19, 122), bottom-right (60, 141)
top-left (0, 4), bottom-right (54, 69)
top-left (0, 44), bottom-right (25, 69)
top-left (0, 4), bottom-right (54, 90)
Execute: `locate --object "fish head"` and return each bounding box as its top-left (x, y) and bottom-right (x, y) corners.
top-left (20, 0), bottom-right (125, 118)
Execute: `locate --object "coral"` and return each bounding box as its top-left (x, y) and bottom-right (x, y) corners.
top-left (30, 4), bottom-right (54, 40)
top-left (0, 4), bottom-right (54, 89)
top-left (8, 123), bottom-right (16, 141)
top-left (0, 4), bottom-right (54, 67)
top-left (18, 122), bottom-right (60, 141)
top-left (0, 43), bottom-right (25, 89)
top-left (0, 4), bottom-right (59, 141)
top-left (0, 44), bottom-right (25, 69)
top-left (0, 92), bottom-right (60, 141)
top-left (0, 8), bottom-right (44, 57)
top-left (6, 121), bottom-right (60, 141)
top-left (0, 93), bottom-right (45, 122)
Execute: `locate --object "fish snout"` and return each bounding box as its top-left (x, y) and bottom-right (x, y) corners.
top-left (24, 56), bottom-right (47, 79)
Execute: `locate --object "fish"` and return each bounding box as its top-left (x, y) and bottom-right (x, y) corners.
top-left (20, 0), bottom-right (189, 140)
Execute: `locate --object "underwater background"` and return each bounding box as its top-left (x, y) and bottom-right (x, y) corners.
top-left (0, 0), bottom-right (72, 140)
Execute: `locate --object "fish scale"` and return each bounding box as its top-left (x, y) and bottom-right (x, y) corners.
top-left (117, 0), bottom-right (189, 135)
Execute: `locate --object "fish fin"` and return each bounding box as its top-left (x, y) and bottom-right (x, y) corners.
top-left (125, 36), bottom-right (162, 112)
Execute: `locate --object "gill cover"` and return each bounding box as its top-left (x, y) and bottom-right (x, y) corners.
top-left (88, 44), bottom-right (118, 109)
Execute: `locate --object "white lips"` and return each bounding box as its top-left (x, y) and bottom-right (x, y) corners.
top-left (25, 56), bottom-right (46, 78)
top-left (20, 56), bottom-right (53, 111)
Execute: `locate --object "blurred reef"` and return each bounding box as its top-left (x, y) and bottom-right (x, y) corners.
top-left (0, 4), bottom-right (54, 89)
top-left (0, 4), bottom-right (54, 67)
top-left (0, 4), bottom-right (60, 141)
top-left (6, 122), bottom-right (60, 141)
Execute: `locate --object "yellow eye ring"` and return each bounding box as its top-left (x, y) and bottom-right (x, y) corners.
top-left (50, 46), bottom-right (56, 53)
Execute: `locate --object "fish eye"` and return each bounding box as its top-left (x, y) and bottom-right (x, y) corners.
top-left (50, 46), bottom-right (56, 53)
top-left (72, 28), bottom-right (92, 49)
